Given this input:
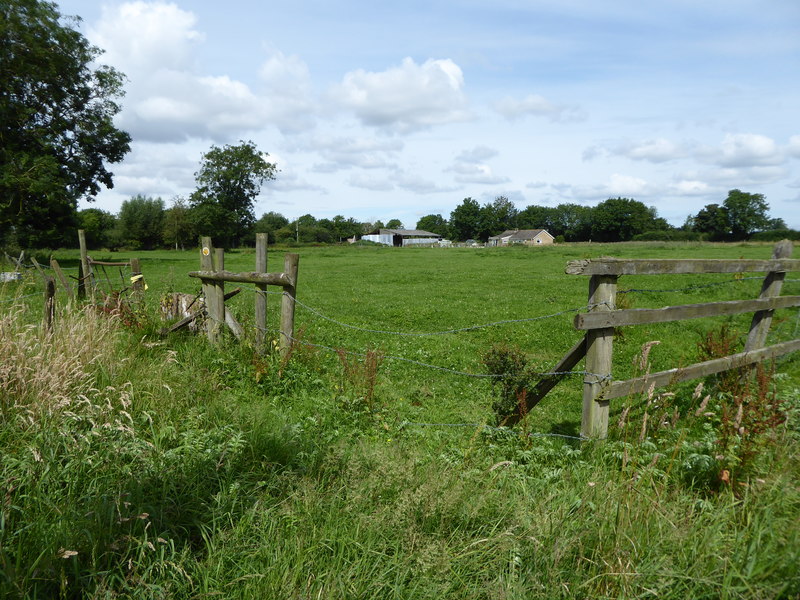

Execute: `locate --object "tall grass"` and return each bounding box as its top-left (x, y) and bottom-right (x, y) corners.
top-left (2, 243), bottom-right (799, 598)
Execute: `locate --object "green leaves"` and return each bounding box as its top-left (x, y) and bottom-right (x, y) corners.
top-left (190, 140), bottom-right (277, 247)
top-left (0, 0), bottom-right (131, 247)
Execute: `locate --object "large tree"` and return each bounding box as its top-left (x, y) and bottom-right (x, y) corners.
top-left (118, 195), bottom-right (164, 250)
top-left (190, 140), bottom-right (277, 247)
top-left (723, 189), bottom-right (770, 240)
top-left (0, 0), bottom-right (131, 248)
top-left (591, 197), bottom-right (662, 242)
top-left (416, 214), bottom-right (449, 237)
top-left (478, 196), bottom-right (518, 241)
top-left (449, 197), bottom-right (481, 241)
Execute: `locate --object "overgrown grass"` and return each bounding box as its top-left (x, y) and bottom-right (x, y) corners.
top-left (1, 242), bottom-right (799, 598)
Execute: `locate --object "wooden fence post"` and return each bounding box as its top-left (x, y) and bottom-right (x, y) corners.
top-left (745, 239), bottom-right (793, 353)
top-left (280, 253), bottom-right (299, 356)
top-left (50, 259), bottom-right (74, 301)
top-left (582, 274), bottom-right (617, 439)
top-left (130, 257), bottom-right (144, 297)
top-left (78, 229), bottom-right (94, 300)
top-left (255, 233), bottom-right (268, 351)
top-left (200, 238), bottom-right (224, 344)
top-left (43, 276), bottom-right (55, 331)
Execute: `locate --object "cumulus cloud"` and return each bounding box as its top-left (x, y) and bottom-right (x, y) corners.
top-left (562, 173), bottom-right (653, 201)
top-left (584, 138), bottom-right (689, 163)
top-left (305, 136), bottom-right (403, 172)
top-left (332, 58), bottom-right (471, 132)
top-left (88, 2), bottom-right (316, 142)
top-left (699, 133), bottom-right (782, 167)
top-left (493, 94), bottom-right (585, 122)
top-left (456, 145), bottom-right (499, 163)
top-left (787, 135), bottom-right (800, 159)
top-left (447, 145), bottom-right (509, 184)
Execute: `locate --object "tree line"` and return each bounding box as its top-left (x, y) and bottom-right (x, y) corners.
top-left (73, 188), bottom-right (792, 252)
top-left (418, 190), bottom-right (792, 244)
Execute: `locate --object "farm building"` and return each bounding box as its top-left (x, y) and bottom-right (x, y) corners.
top-left (361, 229), bottom-right (443, 247)
top-left (487, 229), bottom-right (555, 246)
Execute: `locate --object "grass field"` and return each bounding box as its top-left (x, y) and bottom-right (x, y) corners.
top-left (2, 241), bottom-right (799, 598)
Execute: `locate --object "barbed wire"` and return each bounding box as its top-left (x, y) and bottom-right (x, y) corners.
top-left (234, 286), bottom-right (599, 337)
top-left (247, 322), bottom-right (611, 382)
top-left (0, 292), bottom-right (44, 304)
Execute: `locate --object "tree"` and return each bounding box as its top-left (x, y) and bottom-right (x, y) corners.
top-left (723, 189), bottom-right (770, 240)
top-left (590, 198), bottom-right (662, 242)
top-left (1, 0), bottom-right (131, 248)
top-left (477, 196), bottom-right (518, 241)
top-left (118, 195), bottom-right (164, 250)
top-left (190, 140), bottom-right (277, 247)
top-left (449, 197), bottom-right (481, 241)
top-left (162, 196), bottom-right (193, 250)
top-left (254, 211), bottom-right (289, 242)
top-left (416, 214), bottom-right (449, 236)
top-left (386, 218), bottom-right (404, 229)
top-left (687, 203), bottom-right (728, 239)
top-left (78, 208), bottom-right (117, 249)
top-left (551, 203), bottom-right (592, 241)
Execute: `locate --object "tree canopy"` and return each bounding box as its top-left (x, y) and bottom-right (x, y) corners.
top-left (1, 0), bottom-right (131, 247)
top-left (190, 140), bottom-right (277, 247)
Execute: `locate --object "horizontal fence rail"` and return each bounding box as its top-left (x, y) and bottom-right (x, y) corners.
top-left (566, 257), bottom-right (800, 276)
top-left (564, 240), bottom-right (798, 439)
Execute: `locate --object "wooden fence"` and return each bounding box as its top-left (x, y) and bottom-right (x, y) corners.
top-left (78, 229), bottom-right (143, 299)
top-left (524, 240), bottom-right (800, 439)
top-left (187, 234), bottom-right (299, 354)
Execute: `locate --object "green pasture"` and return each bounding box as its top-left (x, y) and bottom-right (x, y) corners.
top-left (2, 241), bottom-right (799, 598)
top-left (28, 240), bottom-right (800, 430)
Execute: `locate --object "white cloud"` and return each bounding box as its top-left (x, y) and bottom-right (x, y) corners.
top-left (788, 135), bottom-right (800, 159)
top-left (349, 174), bottom-right (395, 191)
top-left (449, 163), bottom-right (510, 185)
top-left (456, 146), bottom-right (499, 163)
top-left (303, 136), bottom-right (403, 172)
top-left (88, 2), bottom-right (316, 142)
top-left (332, 58), bottom-right (471, 132)
top-left (584, 138), bottom-right (689, 163)
top-left (493, 94), bottom-right (585, 122)
top-left (89, 2), bottom-right (203, 74)
top-left (700, 133), bottom-right (782, 168)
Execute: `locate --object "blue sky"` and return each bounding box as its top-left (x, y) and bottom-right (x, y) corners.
top-left (58, 0), bottom-right (800, 229)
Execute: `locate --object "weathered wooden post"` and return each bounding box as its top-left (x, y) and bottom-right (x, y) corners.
top-left (582, 274), bottom-right (617, 439)
top-left (130, 257), bottom-right (144, 296)
top-left (78, 229), bottom-right (94, 300)
top-left (255, 233), bottom-right (268, 351)
top-left (200, 237), bottom-right (224, 344)
top-left (745, 240), bottom-right (793, 353)
top-left (43, 276), bottom-right (56, 331)
top-left (280, 253), bottom-right (300, 356)
top-left (50, 259), bottom-right (74, 301)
